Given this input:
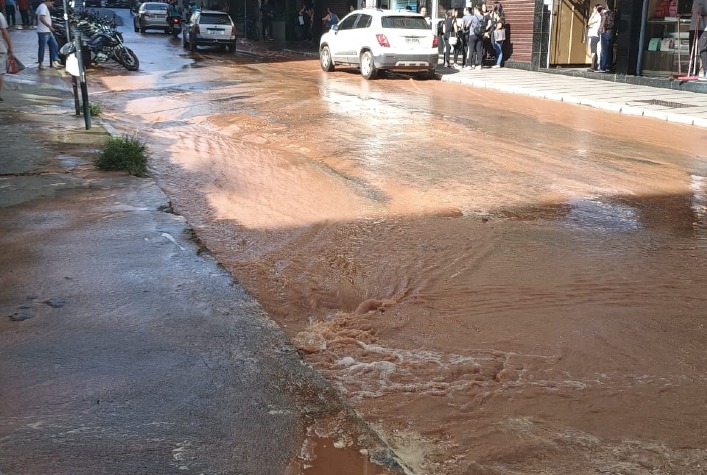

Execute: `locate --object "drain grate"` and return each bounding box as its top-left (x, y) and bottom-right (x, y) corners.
top-left (635, 99), bottom-right (695, 108)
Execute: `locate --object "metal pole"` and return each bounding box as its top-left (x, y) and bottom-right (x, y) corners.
top-left (72, 76), bottom-right (81, 115)
top-left (636, 0), bottom-right (649, 75)
top-left (63, 0), bottom-right (71, 42)
top-left (75, 38), bottom-right (91, 130)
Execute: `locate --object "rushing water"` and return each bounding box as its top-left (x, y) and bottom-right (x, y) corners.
top-left (96, 42), bottom-right (707, 474)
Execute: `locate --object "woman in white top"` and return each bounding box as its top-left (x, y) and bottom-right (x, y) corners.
top-left (586, 4), bottom-right (603, 72)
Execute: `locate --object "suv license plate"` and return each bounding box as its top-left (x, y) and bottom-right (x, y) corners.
top-left (208, 28), bottom-right (225, 34)
top-left (406, 37), bottom-right (420, 44)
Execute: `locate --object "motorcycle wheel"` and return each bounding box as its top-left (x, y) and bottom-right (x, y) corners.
top-left (116, 47), bottom-right (140, 71)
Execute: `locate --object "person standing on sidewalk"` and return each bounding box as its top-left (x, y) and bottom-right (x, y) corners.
top-left (451, 9), bottom-right (464, 68)
top-left (260, 0), bottom-right (274, 40)
top-left (460, 7), bottom-right (472, 67)
top-left (4, 0), bottom-right (16, 27)
top-left (598, 0), bottom-right (616, 72)
top-left (467, 5), bottom-right (485, 69)
top-left (489, 1), bottom-right (505, 67)
top-left (586, 4), bottom-right (603, 72)
top-left (442, 9), bottom-right (454, 68)
top-left (0, 11), bottom-right (14, 102)
top-left (17, 0), bottom-right (29, 28)
top-left (36, 0), bottom-right (59, 69)
top-left (29, 0), bottom-right (40, 28)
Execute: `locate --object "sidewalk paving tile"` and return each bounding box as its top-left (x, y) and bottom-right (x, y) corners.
top-left (440, 67), bottom-right (707, 127)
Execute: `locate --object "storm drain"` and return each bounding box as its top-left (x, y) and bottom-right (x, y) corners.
top-left (634, 99), bottom-right (695, 109)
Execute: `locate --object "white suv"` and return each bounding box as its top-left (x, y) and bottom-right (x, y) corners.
top-left (319, 9), bottom-right (438, 80)
top-left (183, 10), bottom-right (237, 52)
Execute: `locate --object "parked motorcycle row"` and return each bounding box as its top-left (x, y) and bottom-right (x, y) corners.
top-left (54, 8), bottom-right (140, 71)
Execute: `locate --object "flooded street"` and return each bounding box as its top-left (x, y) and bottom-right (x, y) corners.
top-left (93, 19), bottom-right (707, 474)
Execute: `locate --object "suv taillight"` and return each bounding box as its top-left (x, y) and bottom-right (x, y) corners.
top-left (432, 35), bottom-right (438, 48)
top-left (376, 34), bottom-right (390, 47)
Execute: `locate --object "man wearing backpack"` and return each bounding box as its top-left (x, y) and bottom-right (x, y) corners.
top-left (461, 7), bottom-right (472, 67)
top-left (598, 0), bottom-right (617, 72)
top-left (466, 5), bottom-right (486, 69)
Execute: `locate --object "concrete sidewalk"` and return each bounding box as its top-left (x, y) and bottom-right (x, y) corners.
top-left (0, 62), bottom-right (404, 475)
top-left (439, 66), bottom-right (707, 128)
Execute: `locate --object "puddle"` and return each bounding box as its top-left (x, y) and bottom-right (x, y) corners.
top-left (57, 154), bottom-right (88, 168)
top-left (286, 436), bottom-right (397, 475)
top-left (562, 197), bottom-right (641, 231)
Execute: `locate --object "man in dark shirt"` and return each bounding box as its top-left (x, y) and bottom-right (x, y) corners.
top-left (598, 0), bottom-right (616, 72)
top-left (260, 0), bottom-right (274, 40)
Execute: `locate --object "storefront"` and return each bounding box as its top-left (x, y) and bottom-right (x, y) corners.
top-left (543, 0), bottom-right (699, 77)
top-left (639, 0), bottom-right (694, 76)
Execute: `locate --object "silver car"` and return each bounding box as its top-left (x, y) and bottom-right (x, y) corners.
top-left (134, 2), bottom-right (169, 33)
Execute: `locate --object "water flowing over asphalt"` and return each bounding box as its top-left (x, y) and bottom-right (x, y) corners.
top-left (94, 21), bottom-right (707, 473)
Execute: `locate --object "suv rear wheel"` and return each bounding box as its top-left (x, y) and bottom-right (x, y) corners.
top-left (360, 50), bottom-right (377, 80)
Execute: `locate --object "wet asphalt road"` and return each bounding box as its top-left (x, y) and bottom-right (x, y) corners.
top-left (0, 21), bottom-right (403, 475)
top-left (29, 8), bottom-right (707, 474)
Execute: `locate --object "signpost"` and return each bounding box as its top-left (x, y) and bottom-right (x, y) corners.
top-left (63, 0), bottom-right (91, 129)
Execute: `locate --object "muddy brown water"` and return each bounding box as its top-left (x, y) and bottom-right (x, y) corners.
top-left (92, 49), bottom-right (707, 474)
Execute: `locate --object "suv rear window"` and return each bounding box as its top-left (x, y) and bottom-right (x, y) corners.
top-left (199, 13), bottom-right (232, 24)
top-left (381, 16), bottom-right (429, 29)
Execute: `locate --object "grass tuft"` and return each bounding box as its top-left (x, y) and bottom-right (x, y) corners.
top-left (88, 102), bottom-right (102, 117)
top-left (95, 134), bottom-right (149, 177)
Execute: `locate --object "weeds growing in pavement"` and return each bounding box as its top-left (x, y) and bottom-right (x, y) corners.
top-left (95, 134), bottom-right (149, 177)
top-left (88, 102), bottom-right (102, 117)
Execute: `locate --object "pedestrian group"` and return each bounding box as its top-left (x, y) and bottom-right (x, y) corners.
top-left (441, 1), bottom-right (506, 70)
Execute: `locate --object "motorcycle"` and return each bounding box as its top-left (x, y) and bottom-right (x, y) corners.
top-left (61, 30), bottom-right (140, 72)
top-left (54, 9), bottom-right (140, 72)
top-left (168, 16), bottom-right (182, 38)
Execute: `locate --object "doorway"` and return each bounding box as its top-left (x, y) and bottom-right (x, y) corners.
top-left (550, 0), bottom-right (591, 66)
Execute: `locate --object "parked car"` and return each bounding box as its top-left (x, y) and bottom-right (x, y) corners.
top-left (133, 1), bottom-right (169, 33)
top-left (182, 10), bottom-right (236, 52)
top-left (319, 9), bottom-right (438, 80)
